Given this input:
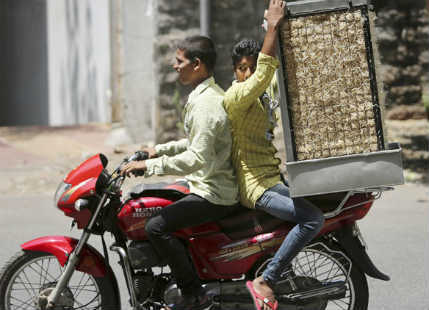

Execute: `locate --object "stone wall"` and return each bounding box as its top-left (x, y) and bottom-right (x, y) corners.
top-left (374, 0), bottom-right (429, 107)
top-left (153, 0), bottom-right (199, 143)
top-left (154, 0), bottom-right (266, 143)
top-left (153, 1), bottom-right (429, 143)
top-left (211, 1), bottom-right (266, 90)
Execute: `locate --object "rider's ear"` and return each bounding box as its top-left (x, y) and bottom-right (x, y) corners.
top-left (193, 58), bottom-right (202, 71)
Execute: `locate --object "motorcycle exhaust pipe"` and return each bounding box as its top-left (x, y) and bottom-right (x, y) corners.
top-left (110, 245), bottom-right (139, 308)
top-left (204, 281), bottom-right (254, 310)
top-left (278, 281), bottom-right (346, 303)
top-left (205, 280), bottom-right (346, 310)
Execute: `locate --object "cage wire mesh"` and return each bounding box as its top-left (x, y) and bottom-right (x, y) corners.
top-left (279, 8), bottom-right (384, 161)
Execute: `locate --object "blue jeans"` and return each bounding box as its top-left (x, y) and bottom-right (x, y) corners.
top-left (255, 183), bottom-right (325, 285)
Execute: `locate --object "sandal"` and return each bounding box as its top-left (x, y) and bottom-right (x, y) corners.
top-left (246, 281), bottom-right (279, 310)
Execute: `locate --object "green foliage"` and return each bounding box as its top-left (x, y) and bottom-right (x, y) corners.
top-left (423, 94), bottom-right (429, 120)
top-left (157, 43), bottom-right (169, 55)
top-left (423, 94), bottom-right (429, 112)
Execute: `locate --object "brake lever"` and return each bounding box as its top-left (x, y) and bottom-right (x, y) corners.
top-left (113, 175), bottom-right (125, 191)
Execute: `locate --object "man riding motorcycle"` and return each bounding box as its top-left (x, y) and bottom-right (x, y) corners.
top-left (120, 35), bottom-right (239, 310)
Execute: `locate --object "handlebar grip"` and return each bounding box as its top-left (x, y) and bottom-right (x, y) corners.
top-left (132, 170), bottom-right (146, 177)
top-left (129, 151), bottom-right (149, 162)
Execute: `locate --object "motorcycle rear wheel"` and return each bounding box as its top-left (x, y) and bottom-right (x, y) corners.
top-left (0, 251), bottom-right (120, 310)
top-left (251, 240), bottom-right (369, 310)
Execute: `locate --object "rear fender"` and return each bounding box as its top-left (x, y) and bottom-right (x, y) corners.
top-left (334, 225), bottom-right (390, 281)
top-left (21, 236), bottom-right (108, 278)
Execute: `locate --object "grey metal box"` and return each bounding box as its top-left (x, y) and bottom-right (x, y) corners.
top-left (286, 144), bottom-right (404, 197)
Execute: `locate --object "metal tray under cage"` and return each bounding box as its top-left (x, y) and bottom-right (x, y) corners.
top-left (276, 0), bottom-right (404, 197)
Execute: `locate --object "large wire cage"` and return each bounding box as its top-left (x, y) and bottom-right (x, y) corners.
top-left (276, 0), bottom-right (404, 197)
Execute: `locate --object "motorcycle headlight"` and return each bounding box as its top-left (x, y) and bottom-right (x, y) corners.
top-left (54, 181), bottom-right (71, 208)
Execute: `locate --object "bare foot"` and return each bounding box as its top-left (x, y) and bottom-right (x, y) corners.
top-left (252, 276), bottom-right (277, 310)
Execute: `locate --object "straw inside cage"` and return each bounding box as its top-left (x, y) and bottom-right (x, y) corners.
top-left (279, 8), bottom-right (384, 161)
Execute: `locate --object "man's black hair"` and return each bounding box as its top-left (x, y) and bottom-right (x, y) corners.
top-left (177, 36), bottom-right (217, 73)
top-left (231, 39), bottom-right (262, 67)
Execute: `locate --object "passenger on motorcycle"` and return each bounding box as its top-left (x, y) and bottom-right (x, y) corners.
top-left (223, 1), bottom-right (325, 309)
top-left (120, 36), bottom-right (239, 310)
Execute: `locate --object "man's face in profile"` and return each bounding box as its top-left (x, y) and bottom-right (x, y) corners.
top-left (173, 49), bottom-right (195, 86)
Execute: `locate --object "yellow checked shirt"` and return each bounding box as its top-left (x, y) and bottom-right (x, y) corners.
top-left (145, 77), bottom-right (238, 206)
top-left (224, 53), bottom-right (282, 208)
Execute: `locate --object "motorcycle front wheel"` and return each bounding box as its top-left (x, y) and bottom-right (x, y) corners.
top-left (0, 251), bottom-right (120, 310)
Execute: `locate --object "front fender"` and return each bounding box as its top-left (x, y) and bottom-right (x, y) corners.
top-left (21, 236), bottom-right (107, 278)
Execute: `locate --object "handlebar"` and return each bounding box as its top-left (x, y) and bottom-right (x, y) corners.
top-left (127, 151), bottom-right (149, 162)
top-left (125, 151), bottom-right (148, 177)
top-left (109, 151), bottom-right (150, 190)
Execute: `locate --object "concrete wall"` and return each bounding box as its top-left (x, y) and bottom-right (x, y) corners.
top-left (0, 0), bottom-right (49, 126)
top-left (120, 0), bottom-right (156, 143)
top-left (47, 0), bottom-right (111, 125)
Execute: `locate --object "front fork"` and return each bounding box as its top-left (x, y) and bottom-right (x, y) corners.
top-left (46, 194), bottom-right (109, 309)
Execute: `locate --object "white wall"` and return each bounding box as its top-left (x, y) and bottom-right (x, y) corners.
top-left (47, 0), bottom-right (111, 125)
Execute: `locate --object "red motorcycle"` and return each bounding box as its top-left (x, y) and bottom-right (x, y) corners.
top-left (0, 152), bottom-right (391, 310)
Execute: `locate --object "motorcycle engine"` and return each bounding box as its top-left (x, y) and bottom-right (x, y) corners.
top-left (128, 241), bottom-right (167, 268)
top-left (134, 271), bottom-right (154, 301)
top-left (163, 282), bottom-right (182, 306)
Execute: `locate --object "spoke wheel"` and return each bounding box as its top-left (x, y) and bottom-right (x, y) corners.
top-left (253, 241), bottom-right (369, 310)
top-left (290, 241), bottom-right (368, 310)
top-left (0, 251), bottom-right (120, 310)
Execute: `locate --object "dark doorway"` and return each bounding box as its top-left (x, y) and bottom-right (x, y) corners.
top-left (0, 0), bottom-right (49, 126)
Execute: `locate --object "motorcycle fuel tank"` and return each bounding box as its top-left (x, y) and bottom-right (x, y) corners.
top-left (117, 197), bottom-right (173, 240)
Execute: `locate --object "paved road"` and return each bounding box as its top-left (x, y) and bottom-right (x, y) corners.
top-left (0, 195), bottom-right (132, 309)
top-left (0, 183), bottom-right (428, 309)
top-left (358, 183), bottom-right (429, 309)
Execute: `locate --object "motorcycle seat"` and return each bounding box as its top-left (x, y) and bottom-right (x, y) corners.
top-left (216, 191), bottom-right (356, 240)
top-left (217, 207), bottom-right (285, 240)
top-left (125, 180), bottom-right (190, 202)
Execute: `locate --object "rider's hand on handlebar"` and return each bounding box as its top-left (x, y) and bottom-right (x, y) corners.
top-left (140, 146), bottom-right (157, 159)
top-left (120, 161), bottom-right (147, 178)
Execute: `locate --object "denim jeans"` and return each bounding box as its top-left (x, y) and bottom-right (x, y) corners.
top-left (255, 183), bottom-right (325, 285)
